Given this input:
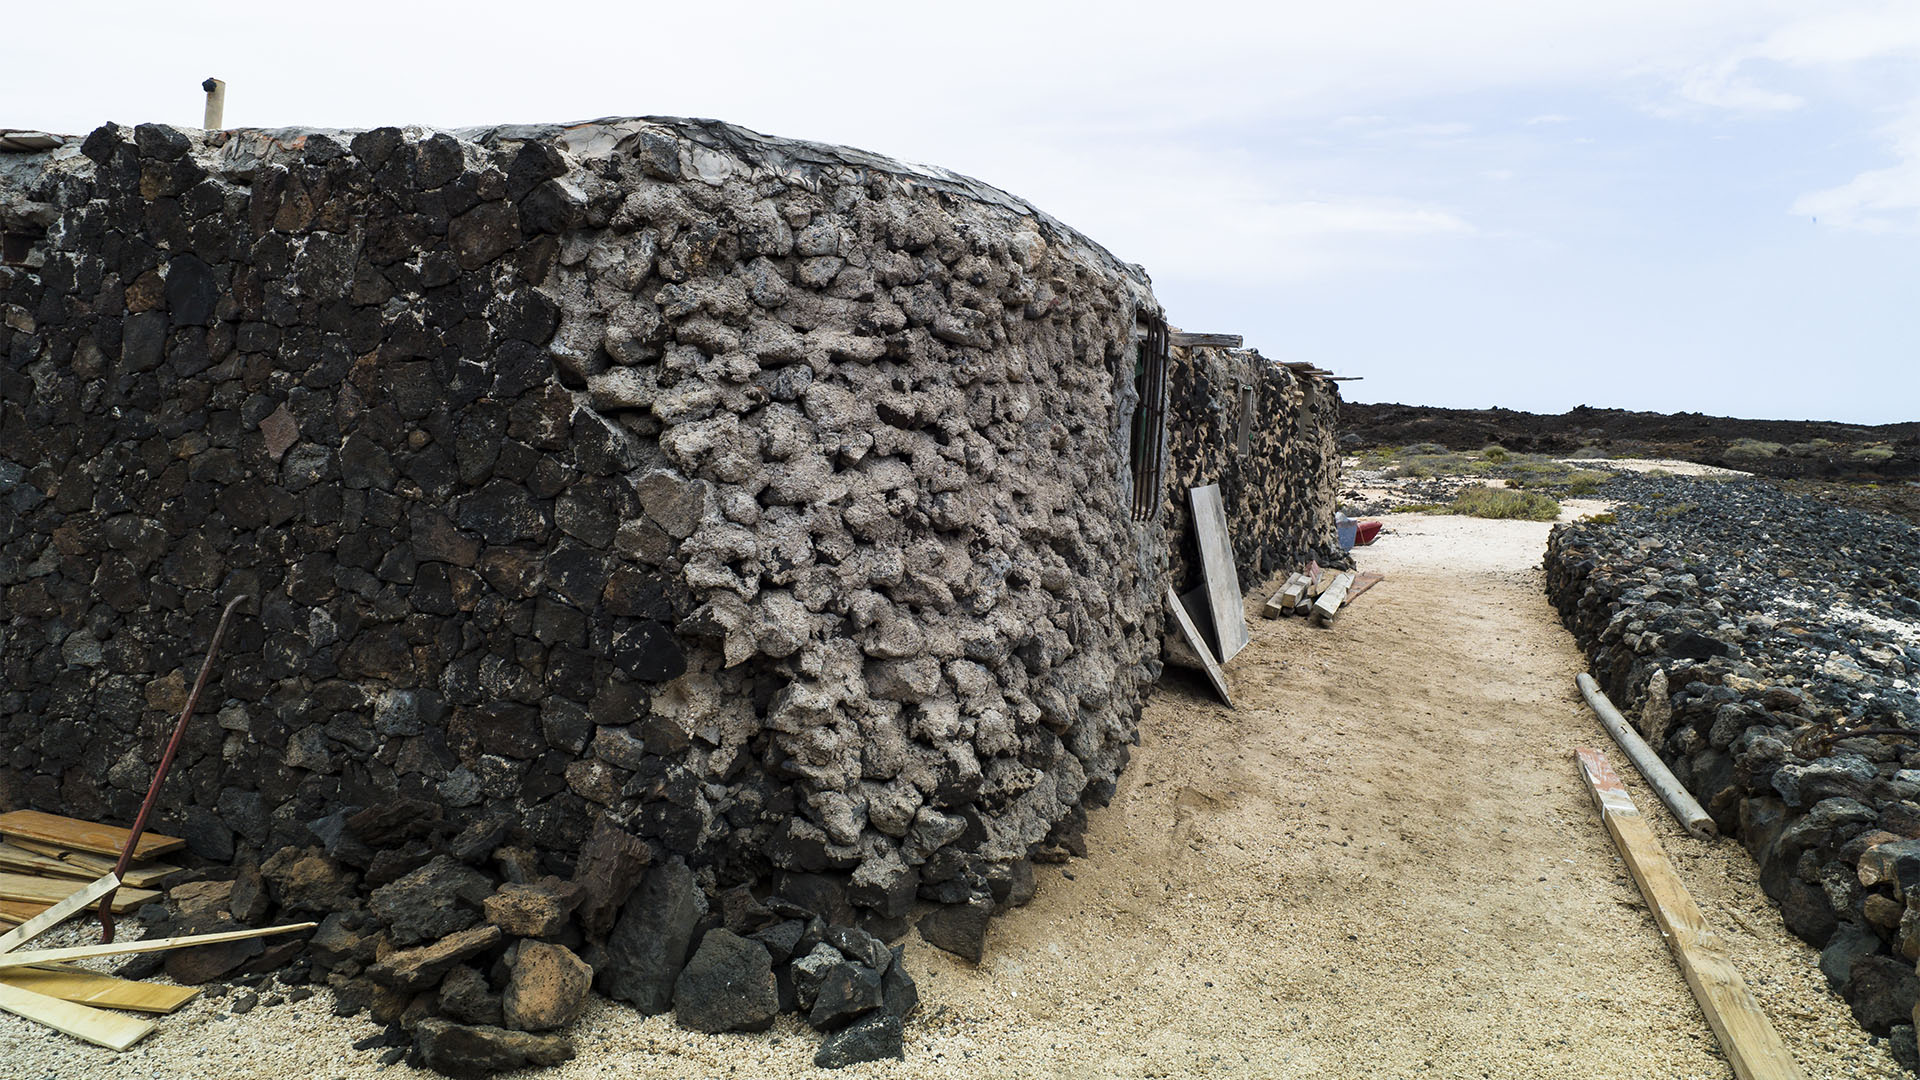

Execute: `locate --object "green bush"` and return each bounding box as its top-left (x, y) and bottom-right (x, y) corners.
top-left (1391, 502), bottom-right (1449, 514)
top-left (1482, 445), bottom-right (1509, 463)
top-left (1853, 446), bottom-right (1895, 464)
top-left (1726, 438), bottom-right (1783, 459)
top-left (1448, 485), bottom-right (1561, 521)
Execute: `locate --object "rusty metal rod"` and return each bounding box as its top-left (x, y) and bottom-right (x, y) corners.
top-left (98, 594), bottom-right (248, 941)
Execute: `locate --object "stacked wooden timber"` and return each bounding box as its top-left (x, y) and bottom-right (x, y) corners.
top-left (0, 811), bottom-right (188, 927)
top-left (0, 846), bottom-right (313, 1050)
top-left (1262, 565), bottom-right (1384, 626)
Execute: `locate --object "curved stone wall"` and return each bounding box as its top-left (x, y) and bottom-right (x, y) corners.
top-left (0, 117), bottom-right (1174, 930)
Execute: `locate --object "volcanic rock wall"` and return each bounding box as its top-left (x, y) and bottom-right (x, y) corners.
top-left (0, 115), bottom-right (1182, 928)
top-left (1163, 344), bottom-right (1340, 596)
top-left (1546, 474), bottom-right (1920, 1047)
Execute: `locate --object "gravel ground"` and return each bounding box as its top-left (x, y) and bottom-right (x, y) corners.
top-left (6, 508), bottom-right (1902, 1079)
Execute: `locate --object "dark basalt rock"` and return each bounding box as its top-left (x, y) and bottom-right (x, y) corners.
top-left (1546, 470), bottom-right (1920, 1049)
top-left (814, 1011), bottom-right (904, 1069)
top-left (671, 929), bottom-right (778, 1034)
top-left (918, 894), bottom-right (992, 963)
top-left (371, 855), bottom-right (495, 946)
top-left (594, 859), bottom-right (703, 1014)
top-left (412, 1017), bottom-right (575, 1078)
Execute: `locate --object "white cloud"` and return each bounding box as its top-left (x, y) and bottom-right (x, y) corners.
top-left (1667, 4), bottom-right (1920, 230)
top-left (1792, 108), bottom-right (1920, 232)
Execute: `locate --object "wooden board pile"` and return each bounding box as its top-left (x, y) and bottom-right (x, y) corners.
top-left (0, 810), bottom-right (187, 929)
top-left (1262, 564), bottom-right (1383, 625)
top-left (0, 809), bottom-right (313, 1050)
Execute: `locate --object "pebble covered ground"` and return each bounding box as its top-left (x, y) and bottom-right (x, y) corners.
top-left (7, 501), bottom-right (1906, 1078)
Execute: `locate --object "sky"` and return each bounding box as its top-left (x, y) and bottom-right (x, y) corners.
top-left (4, 1), bottom-right (1916, 424)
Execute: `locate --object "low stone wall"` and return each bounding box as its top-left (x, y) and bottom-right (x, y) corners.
top-left (1545, 472), bottom-right (1920, 1053)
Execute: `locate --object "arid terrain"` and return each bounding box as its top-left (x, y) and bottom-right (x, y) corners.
top-left (1343, 402), bottom-right (1920, 523)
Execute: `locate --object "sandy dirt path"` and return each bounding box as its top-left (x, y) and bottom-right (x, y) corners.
top-left (897, 513), bottom-right (1901, 1080)
top-left (10, 514), bottom-right (1903, 1079)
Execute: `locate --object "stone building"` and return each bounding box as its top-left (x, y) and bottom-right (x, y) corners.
top-left (0, 117), bottom-right (1340, 951)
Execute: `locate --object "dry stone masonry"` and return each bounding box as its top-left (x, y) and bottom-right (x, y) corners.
top-left (1547, 472), bottom-right (1920, 1064)
top-left (0, 116), bottom-right (1340, 1069)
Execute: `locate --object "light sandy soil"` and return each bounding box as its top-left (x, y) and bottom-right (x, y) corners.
top-left (8, 513), bottom-right (1903, 1079)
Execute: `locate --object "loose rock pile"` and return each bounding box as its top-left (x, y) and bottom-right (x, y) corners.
top-left (1546, 473), bottom-right (1920, 1061)
top-left (126, 801), bottom-right (931, 1071)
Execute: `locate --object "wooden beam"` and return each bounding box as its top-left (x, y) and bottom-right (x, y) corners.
top-left (1169, 332), bottom-right (1243, 348)
top-left (0, 874), bottom-right (120, 955)
top-left (1575, 748), bottom-right (1808, 1080)
top-left (0, 810), bottom-right (186, 861)
top-left (0, 922), bottom-right (317, 970)
top-left (0, 979), bottom-right (157, 1051)
top-left (0, 872), bottom-right (155, 913)
top-left (1165, 586), bottom-right (1233, 708)
top-left (1263, 573), bottom-right (1311, 619)
top-left (1309, 571), bottom-right (1357, 626)
top-left (1577, 674), bottom-right (1716, 840)
top-left (1189, 485), bottom-right (1250, 664)
top-left (3, 839), bottom-right (181, 888)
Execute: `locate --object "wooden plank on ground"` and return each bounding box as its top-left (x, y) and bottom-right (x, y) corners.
top-left (0, 873), bottom-right (155, 913)
top-left (0, 979), bottom-right (157, 1051)
top-left (1309, 571), bottom-right (1357, 626)
top-left (1, 967), bottom-right (199, 1014)
top-left (0, 810), bottom-right (186, 861)
top-left (1344, 571), bottom-right (1384, 604)
top-left (4, 839), bottom-right (180, 889)
top-left (1575, 747), bottom-right (1808, 1080)
top-left (1189, 485), bottom-right (1250, 664)
top-left (0, 921), bottom-right (318, 970)
top-left (0, 874), bottom-right (120, 955)
top-left (0, 900), bottom-right (50, 925)
top-left (1165, 586), bottom-right (1233, 709)
top-left (0, 842), bottom-right (93, 880)
top-left (1307, 567), bottom-right (1339, 599)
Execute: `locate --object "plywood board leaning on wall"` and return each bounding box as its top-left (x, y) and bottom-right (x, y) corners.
top-left (1189, 484), bottom-right (1250, 663)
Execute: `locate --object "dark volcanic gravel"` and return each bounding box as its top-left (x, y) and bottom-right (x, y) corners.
top-left (1547, 472), bottom-right (1920, 1048)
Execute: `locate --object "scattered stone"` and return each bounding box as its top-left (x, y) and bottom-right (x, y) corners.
top-left (371, 856), bottom-right (495, 946)
top-left (503, 942), bottom-right (592, 1032)
top-left (570, 817), bottom-right (652, 938)
top-left (413, 1017), bottom-right (575, 1077)
top-left (595, 859), bottom-right (703, 1014)
top-left (483, 878), bottom-right (583, 938)
top-left (814, 1011), bottom-right (904, 1069)
top-left (672, 930), bottom-right (779, 1034)
top-left (807, 961), bottom-right (883, 1030)
top-left (367, 924), bottom-right (504, 993)
top-left (918, 894), bottom-right (993, 963)
top-left (438, 965), bottom-right (505, 1027)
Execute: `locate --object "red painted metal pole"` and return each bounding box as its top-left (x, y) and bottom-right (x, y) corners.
top-left (98, 594), bottom-right (248, 942)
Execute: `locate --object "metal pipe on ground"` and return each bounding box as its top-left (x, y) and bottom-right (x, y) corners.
top-left (1576, 673), bottom-right (1717, 841)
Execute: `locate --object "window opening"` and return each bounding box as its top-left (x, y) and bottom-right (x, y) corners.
top-left (1129, 317), bottom-right (1169, 521)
